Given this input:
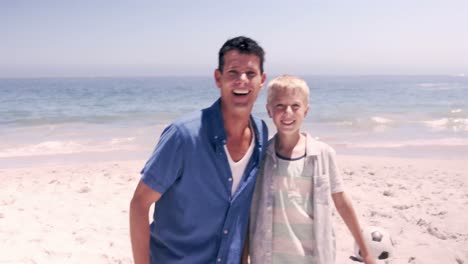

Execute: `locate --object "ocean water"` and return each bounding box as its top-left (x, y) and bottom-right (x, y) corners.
top-left (1, 75), bottom-right (467, 166)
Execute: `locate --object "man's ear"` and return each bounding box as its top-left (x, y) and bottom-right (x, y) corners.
top-left (214, 69), bottom-right (222, 88)
top-left (260, 72), bottom-right (267, 90)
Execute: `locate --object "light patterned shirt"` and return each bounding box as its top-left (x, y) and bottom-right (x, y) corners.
top-left (272, 153), bottom-right (315, 263)
top-left (250, 133), bottom-right (344, 264)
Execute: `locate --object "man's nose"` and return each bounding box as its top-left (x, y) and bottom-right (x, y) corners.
top-left (239, 72), bottom-right (248, 81)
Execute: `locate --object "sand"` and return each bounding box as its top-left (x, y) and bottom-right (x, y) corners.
top-left (334, 156), bottom-right (468, 264)
top-left (1, 155), bottom-right (467, 263)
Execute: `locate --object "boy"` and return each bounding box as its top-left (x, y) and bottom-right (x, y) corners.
top-left (248, 75), bottom-right (375, 263)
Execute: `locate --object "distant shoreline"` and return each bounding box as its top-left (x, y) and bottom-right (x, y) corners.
top-left (1, 74), bottom-right (466, 80)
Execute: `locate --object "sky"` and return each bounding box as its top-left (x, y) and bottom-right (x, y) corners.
top-left (1, 0), bottom-right (467, 78)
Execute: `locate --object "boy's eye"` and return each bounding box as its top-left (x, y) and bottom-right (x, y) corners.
top-left (275, 104), bottom-right (286, 110)
top-left (292, 104), bottom-right (300, 110)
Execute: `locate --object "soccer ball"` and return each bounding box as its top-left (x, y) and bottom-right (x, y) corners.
top-left (354, 226), bottom-right (393, 261)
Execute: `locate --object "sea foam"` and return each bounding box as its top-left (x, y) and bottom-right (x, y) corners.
top-left (423, 118), bottom-right (468, 132)
top-left (0, 137), bottom-right (136, 158)
top-left (346, 138), bottom-right (468, 149)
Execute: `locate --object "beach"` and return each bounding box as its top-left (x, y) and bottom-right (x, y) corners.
top-left (334, 156), bottom-right (468, 263)
top-left (1, 154), bottom-right (467, 263)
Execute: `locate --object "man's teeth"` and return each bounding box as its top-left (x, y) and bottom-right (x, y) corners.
top-left (233, 89), bottom-right (249, 95)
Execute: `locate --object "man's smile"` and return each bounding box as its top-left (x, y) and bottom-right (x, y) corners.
top-left (233, 89), bottom-right (250, 96)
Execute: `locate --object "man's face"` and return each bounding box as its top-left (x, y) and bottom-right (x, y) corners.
top-left (215, 50), bottom-right (266, 116)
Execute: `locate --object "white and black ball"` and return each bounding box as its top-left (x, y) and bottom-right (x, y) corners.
top-left (354, 226), bottom-right (393, 261)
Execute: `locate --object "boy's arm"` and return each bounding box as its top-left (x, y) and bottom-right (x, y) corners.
top-left (332, 192), bottom-right (377, 264)
top-left (130, 180), bottom-right (162, 264)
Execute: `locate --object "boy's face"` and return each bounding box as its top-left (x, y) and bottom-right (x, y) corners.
top-left (267, 88), bottom-right (309, 136)
top-left (215, 50), bottom-right (266, 117)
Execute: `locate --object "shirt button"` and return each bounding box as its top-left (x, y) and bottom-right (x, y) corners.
top-left (228, 177), bottom-right (232, 182)
top-left (217, 257), bottom-right (222, 262)
top-left (223, 229), bottom-right (229, 235)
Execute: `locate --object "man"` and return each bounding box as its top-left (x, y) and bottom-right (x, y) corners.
top-left (130, 36), bottom-right (268, 264)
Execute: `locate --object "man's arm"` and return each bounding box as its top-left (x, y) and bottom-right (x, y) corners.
top-left (332, 192), bottom-right (376, 264)
top-left (130, 180), bottom-right (162, 264)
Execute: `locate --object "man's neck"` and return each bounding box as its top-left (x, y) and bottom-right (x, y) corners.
top-left (221, 106), bottom-right (252, 139)
top-left (221, 109), bottom-right (253, 162)
top-left (223, 115), bottom-right (251, 139)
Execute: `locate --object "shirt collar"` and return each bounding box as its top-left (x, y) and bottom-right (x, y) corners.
top-left (204, 98), bottom-right (227, 148)
top-left (205, 98), bottom-right (263, 151)
top-left (266, 132), bottom-right (321, 163)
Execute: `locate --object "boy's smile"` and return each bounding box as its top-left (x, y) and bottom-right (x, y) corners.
top-left (267, 88), bottom-right (309, 136)
top-left (281, 119), bottom-right (295, 125)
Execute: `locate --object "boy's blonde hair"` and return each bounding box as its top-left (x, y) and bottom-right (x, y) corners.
top-left (267, 75), bottom-right (310, 105)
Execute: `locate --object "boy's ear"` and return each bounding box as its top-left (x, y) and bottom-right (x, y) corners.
top-left (305, 104), bottom-right (310, 117)
top-left (266, 104), bottom-right (272, 118)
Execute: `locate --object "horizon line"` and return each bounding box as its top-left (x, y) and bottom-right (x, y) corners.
top-left (0, 73), bottom-right (466, 80)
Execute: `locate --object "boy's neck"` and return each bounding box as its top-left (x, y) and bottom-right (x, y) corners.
top-left (275, 132), bottom-right (306, 158)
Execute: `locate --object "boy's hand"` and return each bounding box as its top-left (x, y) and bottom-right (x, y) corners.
top-left (349, 255), bottom-right (377, 264)
top-left (362, 255), bottom-right (377, 264)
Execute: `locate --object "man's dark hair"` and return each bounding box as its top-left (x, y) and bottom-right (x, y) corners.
top-left (218, 36), bottom-right (265, 73)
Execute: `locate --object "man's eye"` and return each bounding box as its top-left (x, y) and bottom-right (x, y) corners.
top-left (247, 72), bottom-right (256, 78)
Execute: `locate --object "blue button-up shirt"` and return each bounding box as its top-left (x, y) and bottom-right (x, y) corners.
top-left (141, 99), bottom-right (268, 264)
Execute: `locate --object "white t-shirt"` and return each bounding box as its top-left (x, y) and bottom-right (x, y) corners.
top-left (224, 132), bottom-right (255, 195)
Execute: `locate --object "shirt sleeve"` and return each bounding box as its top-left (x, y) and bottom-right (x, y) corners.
top-left (140, 124), bottom-right (184, 195)
top-left (327, 147), bottom-right (345, 193)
